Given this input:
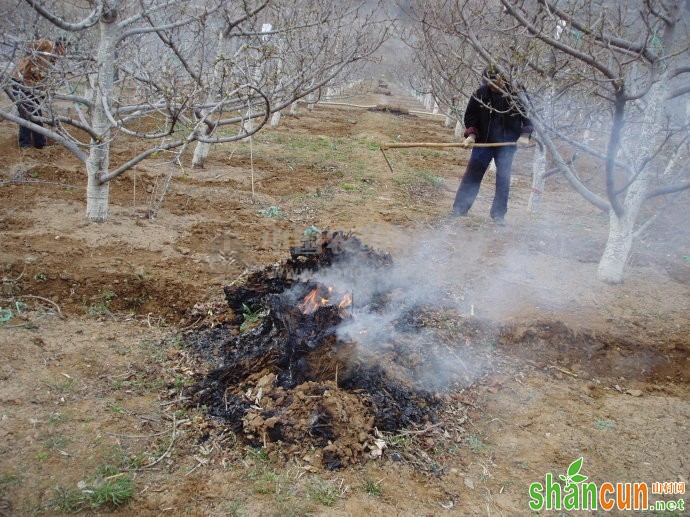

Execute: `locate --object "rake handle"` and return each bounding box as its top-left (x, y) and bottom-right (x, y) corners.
top-left (379, 141), bottom-right (517, 150)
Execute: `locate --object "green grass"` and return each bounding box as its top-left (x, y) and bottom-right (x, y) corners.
top-left (306, 479), bottom-right (339, 506)
top-left (415, 170), bottom-right (445, 189)
top-left (363, 479), bottom-right (382, 496)
top-left (240, 303), bottom-right (269, 333)
top-left (0, 473), bottom-right (21, 497)
top-left (48, 475), bottom-right (134, 513)
top-left (85, 287), bottom-right (116, 316)
top-left (387, 432), bottom-right (414, 448)
top-left (43, 434), bottom-right (70, 451)
top-left (594, 418), bottom-right (615, 430)
top-left (469, 434), bottom-right (490, 454)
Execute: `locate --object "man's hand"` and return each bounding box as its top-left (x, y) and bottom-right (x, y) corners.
top-left (517, 134), bottom-right (530, 148)
top-left (462, 134), bottom-right (476, 147)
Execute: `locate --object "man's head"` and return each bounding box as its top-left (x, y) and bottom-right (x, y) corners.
top-left (483, 64), bottom-right (506, 92)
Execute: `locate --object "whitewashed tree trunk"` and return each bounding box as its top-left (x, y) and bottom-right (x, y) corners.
top-left (527, 142), bottom-right (546, 213)
top-left (289, 101), bottom-right (298, 115)
top-left (307, 92), bottom-right (316, 111)
top-left (443, 113), bottom-right (453, 128)
top-left (192, 29), bottom-right (227, 169)
top-left (597, 80), bottom-right (666, 283)
top-left (597, 178), bottom-right (648, 283)
top-left (527, 80), bottom-right (554, 213)
top-left (432, 101), bottom-right (439, 115)
top-left (270, 111), bottom-right (282, 128)
top-left (454, 119), bottom-right (463, 138)
top-left (85, 7), bottom-right (118, 222)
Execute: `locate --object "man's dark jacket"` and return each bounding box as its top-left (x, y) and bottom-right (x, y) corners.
top-left (463, 84), bottom-right (532, 143)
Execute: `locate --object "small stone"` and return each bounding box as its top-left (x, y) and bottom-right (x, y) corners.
top-left (627, 389), bottom-right (643, 397)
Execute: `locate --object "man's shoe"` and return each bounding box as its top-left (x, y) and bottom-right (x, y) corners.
top-left (491, 215), bottom-right (506, 225)
top-left (450, 210), bottom-right (468, 218)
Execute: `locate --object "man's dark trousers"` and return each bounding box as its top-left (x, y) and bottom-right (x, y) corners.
top-left (10, 80), bottom-right (46, 149)
top-left (452, 146), bottom-right (516, 219)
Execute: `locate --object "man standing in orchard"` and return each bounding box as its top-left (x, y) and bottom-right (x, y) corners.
top-left (9, 36), bottom-right (70, 149)
top-left (451, 65), bottom-right (532, 223)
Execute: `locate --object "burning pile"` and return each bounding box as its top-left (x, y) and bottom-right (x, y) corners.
top-left (185, 231), bottom-right (445, 469)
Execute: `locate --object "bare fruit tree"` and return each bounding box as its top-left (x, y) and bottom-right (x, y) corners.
top-left (407, 0), bottom-right (690, 283)
top-left (189, 0), bottom-right (391, 168)
top-left (1, 0), bottom-right (389, 221)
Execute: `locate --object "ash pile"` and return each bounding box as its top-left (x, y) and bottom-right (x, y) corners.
top-left (185, 231), bottom-right (463, 470)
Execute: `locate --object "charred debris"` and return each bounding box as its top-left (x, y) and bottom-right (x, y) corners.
top-left (183, 231), bottom-right (460, 470)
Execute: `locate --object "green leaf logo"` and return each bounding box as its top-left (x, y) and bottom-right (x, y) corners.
top-left (560, 457), bottom-right (588, 487)
top-left (568, 457), bottom-right (584, 477)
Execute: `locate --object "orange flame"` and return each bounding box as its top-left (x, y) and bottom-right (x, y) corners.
top-left (339, 293), bottom-right (352, 310)
top-left (298, 285), bottom-right (352, 315)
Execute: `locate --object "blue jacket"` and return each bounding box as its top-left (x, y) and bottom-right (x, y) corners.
top-left (464, 84), bottom-right (532, 143)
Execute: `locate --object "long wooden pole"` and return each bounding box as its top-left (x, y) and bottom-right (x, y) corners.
top-left (379, 141), bottom-right (517, 150)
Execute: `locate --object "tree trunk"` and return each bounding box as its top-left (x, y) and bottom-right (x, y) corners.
top-left (597, 209), bottom-right (635, 283)
top-left (454, 119), bottom-right (463, 138)
top-left (85, 7), bottom-right (118, 222)
top-left (597, 79), bottom-right (666, 283)
top-left (192, 132), bottom-right (211, 168)
top-left (527, 141), bottom-right (546, 212)
top-left (192, 29), bottom-right (228, 169)
top-left (289, 101), bottom-right (298, 116)
top-left (597, 149), bottom-right (651, 283)
top-left (270, 111), bottom-right (282, 128)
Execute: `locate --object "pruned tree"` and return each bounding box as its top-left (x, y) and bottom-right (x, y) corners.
top-left (1, 0), bottom-right (389, 220)
top-left (405, 0), bottom-right (690, 283)
top-left (139, 0), bottom-right (390, 168)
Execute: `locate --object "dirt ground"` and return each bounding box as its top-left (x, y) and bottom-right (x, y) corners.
top-left (0, 81), bottom-right (688, 516)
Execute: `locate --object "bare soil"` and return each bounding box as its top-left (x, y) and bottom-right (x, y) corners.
top-left (0, 82), bottom-right (688, 516)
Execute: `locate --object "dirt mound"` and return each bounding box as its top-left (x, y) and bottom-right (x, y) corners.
top-left (369, 104), bottom-right (410, 116)
top-left (184, 232), bottom-right (443, 469)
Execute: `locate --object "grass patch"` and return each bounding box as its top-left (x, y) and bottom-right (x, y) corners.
top-left (85, 287), bottom-right (116, 316)
top-left (594, 418), bottom-right (615, 431)
top-left (44, 434), bottom-right (70, 451)
top-left (306, 479), bottom-right (339, 506)
top-left (469, 434), bottom-right (490, 454)
top-left (363, 479), bottom-right (383, 496)
top-left (48, 475), bottom-right (134, 513)
top-left (415, 170), bottom-right (445, 189)
top-left (240, 304), bottom-right (269, 333)
top-left (0, 473), bottom-right (21, 497)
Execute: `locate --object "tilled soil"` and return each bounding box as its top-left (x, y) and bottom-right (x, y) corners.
top-left (0, 82), bottom-right (688, 515)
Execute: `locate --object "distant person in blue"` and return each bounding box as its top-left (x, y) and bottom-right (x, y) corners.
top-left (451, 65), bottom-right (532, 223)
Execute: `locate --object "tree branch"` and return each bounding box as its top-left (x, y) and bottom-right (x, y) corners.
top-left (0, 108), bottom-right (87, 161)
top-left (23, 0), bottom-right (104, 31)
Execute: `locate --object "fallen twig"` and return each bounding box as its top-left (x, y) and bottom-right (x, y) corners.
top-left (17, 295), bottom-right (66, 319)
top-left (133, 415), bottom-right (178, 470)
top-left (547, 365), bottom-right (578, 377)
top-left (160, 397), bottom-right (190, 407)
top-left (397, 422), bottom-right (444, 436)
